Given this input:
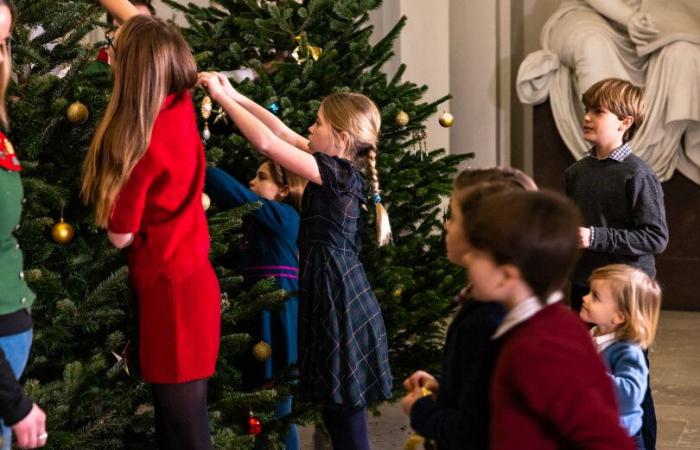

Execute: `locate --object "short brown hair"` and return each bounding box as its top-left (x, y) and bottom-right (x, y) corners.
top-left (454, 166), bottom-right (538, 193)
top-left (582, 78), bottom-right (645, 143)
top-left (466, 190), bottom-right (581, 300)
top-left (589, 264), bottom-right (661, 349)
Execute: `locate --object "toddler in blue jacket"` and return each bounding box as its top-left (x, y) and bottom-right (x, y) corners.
top-left (579, 264), bottom-right (662, 450)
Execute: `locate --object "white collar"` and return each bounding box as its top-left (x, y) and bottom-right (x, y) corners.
top-left (492, 291), bottom-right (564, 339)
top-left (590, 327), bottom-right (618, 352)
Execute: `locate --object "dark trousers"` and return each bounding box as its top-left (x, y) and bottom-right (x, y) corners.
top-left (641, 350), bottom-right (657, 450)
top-left (322, 404), bottom-right (369, 450)
top-left (570, 285), bottom-right (657, 450)
top-left (151, 379), bottom-right (213, 450)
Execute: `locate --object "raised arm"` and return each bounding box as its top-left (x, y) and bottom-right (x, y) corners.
top-left (212, 73), bottom-right (311, 151)
top-left (98, 0), bottom-right (140, 24)
top-left (199, 72), bottom-right (322, 185)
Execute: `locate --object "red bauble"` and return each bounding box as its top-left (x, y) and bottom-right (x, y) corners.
top-left (248, 416), bottom-right (263, 436)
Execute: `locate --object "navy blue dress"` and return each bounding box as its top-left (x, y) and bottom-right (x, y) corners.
top-left (298, 153), bottom-right (392, 407)
top-left (205, 167), bottom-right (299, 378)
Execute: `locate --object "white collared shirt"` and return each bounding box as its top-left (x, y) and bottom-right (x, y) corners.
top-left (491, 291), bottom-right (564, 339)
top-left (590, 327), bottom-right (618, 353)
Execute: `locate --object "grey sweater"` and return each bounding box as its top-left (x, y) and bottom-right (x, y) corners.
top-left (565, 153), bottom-right (668, 286)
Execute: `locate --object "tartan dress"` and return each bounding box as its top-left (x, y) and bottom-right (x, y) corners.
top-left (298, 153), bottom-right (392, 407)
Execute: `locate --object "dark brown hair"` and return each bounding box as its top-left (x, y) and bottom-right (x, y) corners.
top-left (454, 166), bottom-right (538, 194)
top-left (582, 78), bottom-right (645, 143)
top-left (466, 190), bottom-right (581, 300)
top-left (264, 159), bottom-right (307, 211)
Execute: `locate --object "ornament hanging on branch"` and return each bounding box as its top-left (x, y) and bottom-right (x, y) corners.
top-left (291, 32), bottom-right (322, 64)
top-left (266, 102), bottom-right (281, 115)
top-left (67, 101), bottom-right (89, 124)
top-left (438, 111), bottom-right (454, 128)
top-left (111, 341), bottom-right (131, 376)
top-left (201, 193), bottom-right (211, 211)
top-left (51, 212), bottom-right (74, 245)
top-left (247, 411), bottom-right (263, 436)
top-left (411, 129), bottom-right (428, 160)
top-left (252, 340), bottom-right (272, 362)
top-left (395, 110), bottom-right (409, 128)
top-left (200, 95), bottom-right (212, 141)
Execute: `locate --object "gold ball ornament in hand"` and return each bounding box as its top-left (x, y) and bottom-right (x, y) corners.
top-left (67, 102), bottom-right (89, 124)
top-left (395, 110), bottom-right (409, 127)
top-left (51, 218), bottom-right (74, 244)
top-left (252, 341), bottom-right (272, 362)
top-left (201, 193), bottom-right (211, 211)
top-left (438, 111), bottom-right (454, 128)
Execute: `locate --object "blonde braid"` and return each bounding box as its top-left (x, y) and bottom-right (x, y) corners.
top-left (367, 146), bottom-right (392, 246)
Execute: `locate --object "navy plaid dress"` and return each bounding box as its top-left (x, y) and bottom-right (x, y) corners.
top-left (298, 153), bottom-right (392, 407)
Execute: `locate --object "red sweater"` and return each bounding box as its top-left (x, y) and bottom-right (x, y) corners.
top-left (490, 303), bottom-right (635, 450)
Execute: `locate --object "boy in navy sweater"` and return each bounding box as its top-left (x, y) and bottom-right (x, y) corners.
top-left (400, 167), bottom-right (536, 450)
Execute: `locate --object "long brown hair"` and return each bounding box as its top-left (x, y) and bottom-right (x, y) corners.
top-left (264, 159), bottom-right (307, 211)
top-left (81, 15), bottom-right (197, 227)
top-left (320, 92), bottom-right (392, 246)
top-left (0, 0), bottom-right (15, 130)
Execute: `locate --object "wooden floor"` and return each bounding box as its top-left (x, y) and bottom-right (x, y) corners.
top-left (300, 310), bottom-right (700, 449)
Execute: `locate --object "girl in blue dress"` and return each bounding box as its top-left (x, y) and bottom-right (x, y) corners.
top-left (206, 161), bottom-right (306, 450)
top-left (199, 72), bottom-right (393, 450)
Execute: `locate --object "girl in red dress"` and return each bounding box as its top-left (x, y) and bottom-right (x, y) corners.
top-left (81, 6), bottom-right (220, 449)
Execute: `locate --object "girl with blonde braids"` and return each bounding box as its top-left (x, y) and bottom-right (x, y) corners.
top-left (199, 72), bottom-right (392, 450)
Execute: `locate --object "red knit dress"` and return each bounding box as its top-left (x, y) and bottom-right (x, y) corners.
top-left (108, 91), bottom-right (221, 384)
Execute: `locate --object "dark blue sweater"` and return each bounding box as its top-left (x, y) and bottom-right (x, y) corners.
top-left (565, 153), bottom-right (668, 286)
top-left (410, 297), bottom-right (505, 450)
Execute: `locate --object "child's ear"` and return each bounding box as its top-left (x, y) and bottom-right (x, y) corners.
top-left (620, 115), bottom-right (634, 131)
top-left (501, 264), bottom-right (523, 283)
top-left (337, 131), bottom-right (351, 152)
top-left (278, 185), bottom-right (290, 199)
top-left (612, 310), bottom-right (626, 326)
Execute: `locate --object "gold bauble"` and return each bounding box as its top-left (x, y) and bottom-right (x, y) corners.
top-left (202, 192), bottom-right (211, 211)
top-left (67, 102), bottom-right (89, 124)
top-left (51, 219), bottom-right (74, 244)
top-left (392, 287), bottom-right (403, 298)
top-left (252, 341), bottom-right (272, 362)
top-left (395, 110), bottom-right (409, 127)
top-left (438, 111), bottom-right (454, 128)
top-left (404, 434), bottom-right (424, 450)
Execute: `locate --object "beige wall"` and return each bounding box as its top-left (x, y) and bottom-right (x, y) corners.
top-left (370, 0), bottom-right (561, 172)
top-left (369, 1), bottom-right (451, 157)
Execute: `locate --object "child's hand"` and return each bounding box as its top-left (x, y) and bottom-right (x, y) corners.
top-left (197, 72), bottom-right (227, 103)
top-left (400, 385), bottom-right (423, 416)
top-left (404, 370), bottom-right (439, 393)
top-left (212, 72), bottom-right (241, 101)
top-left (578, 226), bottom-right (591, 249)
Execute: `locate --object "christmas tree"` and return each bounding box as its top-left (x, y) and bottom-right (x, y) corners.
top-left (12, 0), bottom-right (470, 447)
top-left (165, 0), bottom-right (471, 398)
top-left (11, 1), bottom-right (292, 448)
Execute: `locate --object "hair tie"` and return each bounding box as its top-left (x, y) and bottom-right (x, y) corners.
top-left (372, 193), bottom-right (382, 204)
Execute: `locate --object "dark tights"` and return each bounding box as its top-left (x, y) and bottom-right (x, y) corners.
top-left (151, 379), bottom-right (213, 450)
top-left (322, 404), bottom-right (370, 450)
